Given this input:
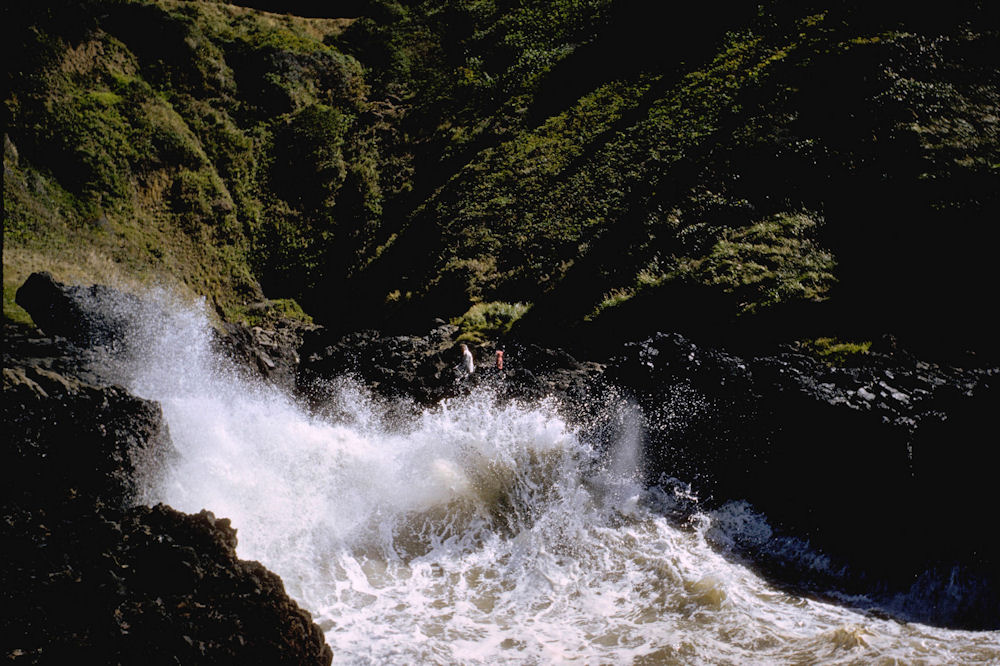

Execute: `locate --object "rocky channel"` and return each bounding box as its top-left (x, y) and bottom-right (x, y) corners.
top-left (4, 271), bottom-right (999, 663)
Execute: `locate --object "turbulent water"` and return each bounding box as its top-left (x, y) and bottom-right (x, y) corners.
top-left (97, 294), bottom-right (999, 664)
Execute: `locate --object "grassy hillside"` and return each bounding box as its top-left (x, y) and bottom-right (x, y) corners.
top-left (331, 0), bottom-right (999, 357)
top-left (5, 0), bottom-right (998, 359)
top-left (4, 0), bottom-right (371, 322)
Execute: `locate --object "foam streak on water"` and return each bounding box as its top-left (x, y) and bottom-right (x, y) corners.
top-left (106, 295), bottom-right (999, 664)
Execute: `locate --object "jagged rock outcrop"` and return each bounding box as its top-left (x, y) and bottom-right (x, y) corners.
top-left (2, 322), bottom-right (332, 664)
top-left (14, 271), bottom-right (145, 350)
top-left (14, 271), bottom-right (312, 391)
top-left (297, 323), bottom-right (607, 408)
top-left (214, 319), bottom-right (314, 393)
top-left (297, 324), bottom-right (468, 404)
top-left (606, 332), bottom-right (998, 592)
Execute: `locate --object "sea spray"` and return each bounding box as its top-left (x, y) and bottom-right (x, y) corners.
top-left (88, 291), bottom-right (1000, 664)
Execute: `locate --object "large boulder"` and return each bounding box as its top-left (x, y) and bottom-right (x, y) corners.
top-left (213, 318), bottom-right (314, 393)
top-left (14, 271), bottom-right (143, 349)
top-left (2, 327), bottom-right (169, 510)
top-left (2, 322), bottom-right (332, 664)
top-left (15, 271), bottom-right (311, 391)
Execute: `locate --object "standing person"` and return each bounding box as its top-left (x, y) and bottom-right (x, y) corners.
top-left (495, 349), bottom-right (504, 371)
top-left (460, 343), bottom-right (475, 374)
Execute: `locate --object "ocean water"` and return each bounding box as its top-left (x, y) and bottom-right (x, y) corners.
top-left (96, 292), bottom-right (1000, 664)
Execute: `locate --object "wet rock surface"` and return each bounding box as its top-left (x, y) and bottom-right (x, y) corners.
top-left (2, 322), bottom-right (332, 665)
top-left (8, 272), bottom-right (999, 630)
top-left (14, 271), bottom-right (146, 350)
top-left (297, 324), bottom-right (607, 408)
top-left (15, 270), bottom-right (316, 393)
top-left (606, 332), bottom-right (999, 620)
top-left (214, 318), bottom-right (314, 393)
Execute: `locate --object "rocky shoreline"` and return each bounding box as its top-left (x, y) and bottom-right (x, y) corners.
top-left (295, 314), bottom-right (999, 627)
top-left (2, 319), bottom-right (332, 664)
top-left (4, 271), bottom-right (999, 657)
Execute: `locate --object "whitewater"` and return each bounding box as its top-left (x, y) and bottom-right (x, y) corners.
top-left (96, 293), bottom-right (999, 664)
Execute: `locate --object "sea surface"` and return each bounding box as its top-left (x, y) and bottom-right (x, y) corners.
top-left (94, 292), bottom-right (1000, 664)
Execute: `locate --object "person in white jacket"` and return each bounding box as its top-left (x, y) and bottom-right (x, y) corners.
top-left (460, 343), bottom-right (475, 374)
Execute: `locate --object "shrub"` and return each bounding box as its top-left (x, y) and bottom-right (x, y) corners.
top-left (451, 301), bottom-right (531, 343)
top-left (800, 337), bottom-right (872, 366)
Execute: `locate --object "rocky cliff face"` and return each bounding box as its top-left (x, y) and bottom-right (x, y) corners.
top-left (2, 314), bottom-right (332, 663)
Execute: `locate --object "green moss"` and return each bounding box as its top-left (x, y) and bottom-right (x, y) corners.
top-left (451, 301), bottom-right (531, 343)
top-left (229, 297), bottom-right (314, 327)
top-left (800, 337), bottom-right (872, 365)
top-left (3, 283), bottom-right (35, 326)
top-left (86, 90), bottom-right (123, 106)
top-left (269, 297), bottom-right (313, 323)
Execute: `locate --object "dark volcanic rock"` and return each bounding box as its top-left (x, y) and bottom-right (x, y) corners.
top-left (607, 332), bottom-right (999, 597)
top-left (14, 271), bottom-right (143, 349)
top-left (299, 324), bottom-right (997, 596)
top-left (297, 324), bottom-right (606, 408)
top-left (3, 327), bottom-right (170, 510)
top-left (11, 272), bottom-right (998, 629)
top-left (213, 318), bottom-right (314, 393)
top-left (297, 324), bottom-right (462, 404)
top-left (2, 322), bottom-right (332, 664)
top-left (15, 271), bottom-right (313, 391)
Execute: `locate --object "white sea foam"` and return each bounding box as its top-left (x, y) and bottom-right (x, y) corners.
top-left (95, 293), bottom-right (1000, 664)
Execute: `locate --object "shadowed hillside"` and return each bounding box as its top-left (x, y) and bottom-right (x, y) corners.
top-left (5, 0), bottom-right (998, 360)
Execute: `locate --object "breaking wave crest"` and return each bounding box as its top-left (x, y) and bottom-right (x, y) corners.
top-left (91, 292), bottom-right (999, 664)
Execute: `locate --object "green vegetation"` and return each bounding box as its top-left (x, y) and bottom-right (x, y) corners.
top-left (800, 337), bottom-right (872, 366)
top-left (3, 284), bottom-right (35, 326)
top-left (4, 0), bottom-right (368, 317)
top-left (4, 0), bottom-right (998, 355)
top-left (330, 2), bottom-right (998, 353)
top-left (451, 300), bottom-right (531, 343)
top-left (230, 297), bottom-right (314, 327)
top-left (665, 212), bottom-right (836, 315)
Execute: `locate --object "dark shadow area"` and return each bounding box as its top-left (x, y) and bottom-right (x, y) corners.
top-left (605, 330), bottom-right (1000, 629)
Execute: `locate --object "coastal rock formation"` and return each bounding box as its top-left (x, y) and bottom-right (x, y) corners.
top-left (14, 271), bottom-right (144, 350)
top-left (297, 324), bottom-right (461, 405)
top-left (607, 332), bottom-right (998, 614)
top-left (10, 273), bottom-right (998, 629)
top-left (298, 320), bottom-right (999, 625)
top-left (297, 324), bottom-right (606, 408)
top-left (214, 318), bottom-right (313, 393)
top-left (2, 321), bottom-right (332, 664)
top-left (15, 271), bottom-right (313, 392)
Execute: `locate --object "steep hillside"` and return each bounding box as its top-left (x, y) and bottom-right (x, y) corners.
top-left (330, 1), bottom-right (999, 358)
top-left (5, 0), bottom-right (998, 360)
top-left (4, 0), bottom-right (373, 322)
